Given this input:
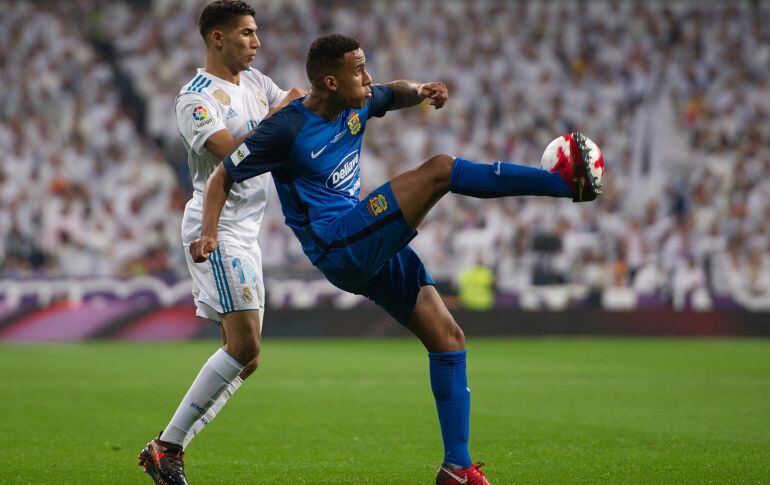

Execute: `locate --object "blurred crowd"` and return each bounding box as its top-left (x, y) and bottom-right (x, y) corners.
top-left (1, 0), bottom-right (768, 308)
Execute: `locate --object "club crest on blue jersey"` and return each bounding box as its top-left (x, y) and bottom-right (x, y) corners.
top-left (326, 151), bottom-right (360, 192)
top-left (347, 113), bottom-right (361, 135)
top-left (367, 193), bottom-right (388, 216)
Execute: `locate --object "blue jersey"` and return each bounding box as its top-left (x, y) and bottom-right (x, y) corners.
top-left (224, 85), bottom-right (396, 263)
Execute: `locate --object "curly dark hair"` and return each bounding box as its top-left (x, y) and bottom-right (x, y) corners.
top-left (198, 0), bottom-right (256, 39)
top-left (306, 34), bottom-right (361, 87)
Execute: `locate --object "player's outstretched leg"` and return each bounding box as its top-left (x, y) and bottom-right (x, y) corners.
top-left (406, 286), bottom-right (491, 485)
top-left (390, 148), bottom-right (600, 229)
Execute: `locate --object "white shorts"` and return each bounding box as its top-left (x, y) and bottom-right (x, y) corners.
top-left (184, 239), bottom-right (265, 326)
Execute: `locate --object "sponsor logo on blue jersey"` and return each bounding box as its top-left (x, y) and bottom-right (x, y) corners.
top-left (326, 151), bottom-right (360, 192)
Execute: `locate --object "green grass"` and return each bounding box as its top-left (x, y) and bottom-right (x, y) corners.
top-left (1, 338), bottom-right (769, 484)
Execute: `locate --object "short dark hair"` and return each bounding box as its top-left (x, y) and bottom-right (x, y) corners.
top-left (199, 1), bottom-right (255, 39)
top-left (306, 34), bottom-right (360, 87)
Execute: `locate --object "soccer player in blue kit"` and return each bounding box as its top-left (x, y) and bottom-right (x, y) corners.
top-left (191, 34), bottom-right (602, 484)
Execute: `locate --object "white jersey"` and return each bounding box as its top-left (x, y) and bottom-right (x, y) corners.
top-left (176, 67), bottom-right (287, 245)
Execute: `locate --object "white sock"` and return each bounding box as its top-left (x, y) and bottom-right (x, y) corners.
top-left (182, 375), bottom-right (244, 449)
top-left (159, 348), bottom-right (244, 446)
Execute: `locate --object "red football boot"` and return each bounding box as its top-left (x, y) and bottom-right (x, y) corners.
top-left (138, 436), bottom-right (189, 485)
top-left (436, 462), bottom-right (491, 485)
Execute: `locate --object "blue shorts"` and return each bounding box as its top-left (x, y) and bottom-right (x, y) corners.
top-left (313, 182), bottom-right (435, 325)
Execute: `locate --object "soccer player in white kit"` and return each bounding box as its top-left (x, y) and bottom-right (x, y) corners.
top-left (138, 2), bottom-right (303, 484)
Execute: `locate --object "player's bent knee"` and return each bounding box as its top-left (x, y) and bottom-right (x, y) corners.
top-left (240, 355), bottom-right (260, 379)
top-left (226, 338), bottom-right (261, 367)
top-left (419, 154), bottom-right (455, 188)
top-left (448, 322), bottom-right (466, 349)
top-left (423, 153), bottom-right (454, 172)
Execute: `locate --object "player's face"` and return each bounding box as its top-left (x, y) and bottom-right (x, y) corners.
top-left (334, 49), bottom-right (372, 109)
top-left (222, 15), bottom-right (260, 71)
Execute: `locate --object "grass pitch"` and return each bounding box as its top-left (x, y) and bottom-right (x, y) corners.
top-left (0, 338), bottom-right (768, 484)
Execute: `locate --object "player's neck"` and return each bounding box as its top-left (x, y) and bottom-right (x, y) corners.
top-left (302, 91), bottom-right (345, 121)
top-left (204, 59), bottom-right (241, 86)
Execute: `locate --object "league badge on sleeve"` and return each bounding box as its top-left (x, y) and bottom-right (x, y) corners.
top-left (347, 113), bottom-right (361, 135)
top-left (192, 105), bottom-right (214, 129)
top-left (231, 143), bottom-right (250, 166)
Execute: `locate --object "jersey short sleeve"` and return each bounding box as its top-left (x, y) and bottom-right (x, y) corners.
top-left (176, 93), bottom-right (227, 154)
top-left (366, 85), bottom-right (396, 119)
top-left (246, 68), bottom-right (288, 109)
top-left (263, 76), bottom-right (288, 108)
top-left (224, 112), bottom-right (294, 183)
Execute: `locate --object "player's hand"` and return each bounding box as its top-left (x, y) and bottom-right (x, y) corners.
top-left (265, 87), bottom-right (307, 120)
top-left (418, 82), bottom-right (448, 109)
top-left (190, 235), bottom-right (217, 263)
top-left (279, 87), bottom-right (307, 108)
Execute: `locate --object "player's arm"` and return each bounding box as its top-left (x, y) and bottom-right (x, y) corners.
top-left (190, 163), bottom-right (232, 262)
top-left (204, 130), bottom-right (249, 160)
top-left (190, 114), bottom-right (293, 263)
top-left (384, 80), bottom-right (448, 110)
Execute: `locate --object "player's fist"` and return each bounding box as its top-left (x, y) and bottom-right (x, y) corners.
top-left (278, 87), bottom-right (307, 108)
top-left (418, 82), bottom-right (448, 109)
top-left (265, 87), bottom-right (308, 120)
top-left (190, 235), bottom-right (217, 263)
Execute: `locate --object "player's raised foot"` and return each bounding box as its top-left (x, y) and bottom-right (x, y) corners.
top-left (436, 462), bottom-right (491, 485)
top-left (541, 132), bottom-right (605, 202)
top-left (138, 436), bottom-right (189, 485)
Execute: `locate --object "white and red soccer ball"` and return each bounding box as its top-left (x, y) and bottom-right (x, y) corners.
top-left (541, 133), bottom-right (604, 200)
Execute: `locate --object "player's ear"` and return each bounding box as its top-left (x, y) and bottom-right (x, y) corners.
top-left (211, 29), bottom-right (224, 48)
top-left (323, 75), bottom-right (338, 92)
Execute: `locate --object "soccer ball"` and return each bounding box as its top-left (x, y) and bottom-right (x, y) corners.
top-left (541, 132), bottom-right (604, 201)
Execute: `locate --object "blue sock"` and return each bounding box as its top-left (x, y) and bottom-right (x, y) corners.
top-left (429, 349), bottom-right (472, 468)
top-left (449, 157), bottom-right (572, 198)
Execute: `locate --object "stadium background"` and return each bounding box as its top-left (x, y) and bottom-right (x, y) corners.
top-left (1, 0), bottom-right (768, 341)
top-left (1, 1), bottom-right (769, 484)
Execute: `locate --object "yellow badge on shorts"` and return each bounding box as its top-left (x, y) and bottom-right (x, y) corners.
top-left (348, 113), bottom-right (361, 135)
top-left (241, 287), bottom-right (253, 303)
top-left (212, 89), bottom-right (231, 105)
top-left (368, 193), bottom-right (388, 216)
